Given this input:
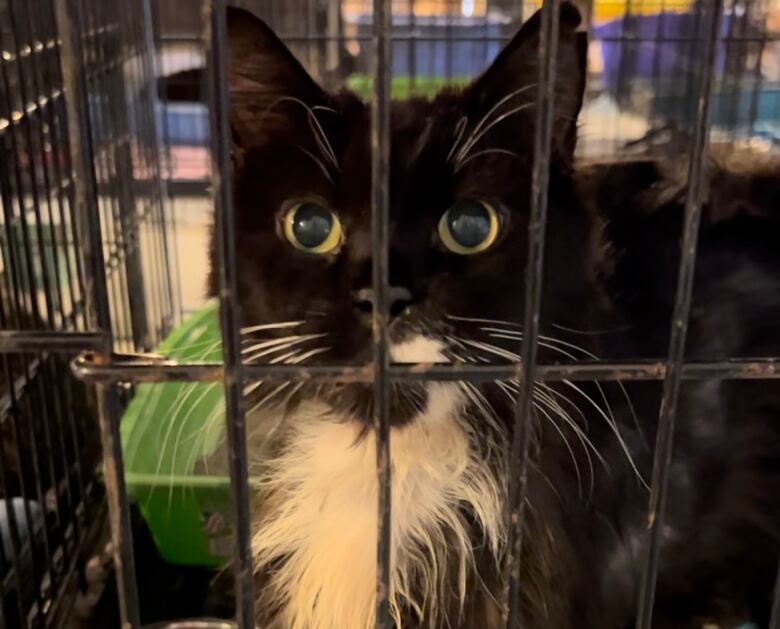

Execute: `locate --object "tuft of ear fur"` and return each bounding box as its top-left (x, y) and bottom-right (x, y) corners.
top-left (467, 2), bottom-right (587, 160)
top-left (226, 6), bottom-right (327, 148)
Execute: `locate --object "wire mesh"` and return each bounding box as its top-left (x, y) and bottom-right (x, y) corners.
top-left (0, 0), bottom-right (180, 625)
top-left (0, 0), bottom-right (779, 627)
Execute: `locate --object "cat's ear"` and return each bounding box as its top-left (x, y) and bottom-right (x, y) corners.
top-left (468, 2), bottom-right (587, 160)
top-left (227, 6), bottom-right (326, 147)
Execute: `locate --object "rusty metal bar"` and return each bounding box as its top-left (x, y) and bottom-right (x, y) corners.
top-left (371, 0), bottom-right (393, 625)
top-left (53, 0), bottom-right (141, 626)
top-left (635, 0), bottom-right (724, 626)
top-left (204, 1), bottom-right (255, 626)
top-left (505, 0), bottom-right (561, 625)
top-left (0, 331), bottom-right (105, 354)
top-left (70, 354), bottom-right (780, 384)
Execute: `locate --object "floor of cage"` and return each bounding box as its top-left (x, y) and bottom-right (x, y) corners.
top-left (74, 504), bottom-right (232, 627)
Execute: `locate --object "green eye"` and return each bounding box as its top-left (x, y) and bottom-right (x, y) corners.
top-left (284, 202), bottom-right (343, 254)
top-left (438, 200), bottom-right (500, 254)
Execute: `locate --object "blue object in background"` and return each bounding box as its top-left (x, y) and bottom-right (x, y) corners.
top-left (0, 498), bottom-right (43, 565)
top-left (592, 11), bottom-right (739, 95)
top-left (0, 498), bottom-right (45, 618)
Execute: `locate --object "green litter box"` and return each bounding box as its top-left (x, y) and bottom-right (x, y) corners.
top-left (121, 300), bottom-right (236, 568)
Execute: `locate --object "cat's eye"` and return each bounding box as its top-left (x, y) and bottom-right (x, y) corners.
top-left (283, 202), bottom-right (343, 254)
top-left (438, 200), bottom-right (500, 255)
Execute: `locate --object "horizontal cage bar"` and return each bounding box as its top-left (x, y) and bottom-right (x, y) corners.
top-left (69, 353), bottom-right (780, 384)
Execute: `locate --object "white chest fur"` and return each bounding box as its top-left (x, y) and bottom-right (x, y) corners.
top-left (251, 337), bottom-right (505, 629)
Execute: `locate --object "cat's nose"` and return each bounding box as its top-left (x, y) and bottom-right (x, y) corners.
top-left (354, 286), bottom-right (413, 318)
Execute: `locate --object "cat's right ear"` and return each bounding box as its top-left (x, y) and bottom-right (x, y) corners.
top-left (467, 2), bottom-right (587, 161)
top-left (226, 7), bottom-right (326, 148)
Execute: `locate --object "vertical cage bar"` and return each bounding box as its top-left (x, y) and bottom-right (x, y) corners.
top-left (204, 1), bottom-right (255, 626)
top-left (634, 0), bottom-right (724, 626)
top-left (371, 0), bottom-right (392, 626)
top-left (770, 562), bottom-right (780, 629)
top-left (53, 0), bottom-right (141, 626)
top-left (768, 559), bottom-right (780, 629)
top-left (504, 0), bottom-right (561, 626)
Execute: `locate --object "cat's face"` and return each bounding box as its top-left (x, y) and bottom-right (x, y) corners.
top-left (220, 5), bottom-right (594, 422)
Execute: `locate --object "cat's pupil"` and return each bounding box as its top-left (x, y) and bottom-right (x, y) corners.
top-left (448, 201), bottom-right (491, 248)
top-left (293, 203), bottom-right (333, 248)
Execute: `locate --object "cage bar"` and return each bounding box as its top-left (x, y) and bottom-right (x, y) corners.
top-left (69, 354), bottom-right (780, 384)
top-left (504, 0), bottom-right (562, 625)
top-left (204, 1), bottom-right (256, 626)
top-left (53, 0), bottom-right (142, 626)
top-left (635, 0), bottom-right (725, 626)
top-left (0, 0), bottom-right (777, 626)
top-left (371, 0), bottom-right (393, 625)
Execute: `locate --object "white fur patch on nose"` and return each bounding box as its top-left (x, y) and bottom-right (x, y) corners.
top-left (389, 335), bottom-right (449, 364)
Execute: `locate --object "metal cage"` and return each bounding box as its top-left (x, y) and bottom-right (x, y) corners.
top-left (0, 0), bottom-right (779, 627)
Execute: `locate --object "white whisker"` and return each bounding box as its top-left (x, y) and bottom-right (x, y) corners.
top-left (298, 146), bottom-right (334, 183)
top-left (561, 380), bottom-right (647, 488)
top-left (489, 329), bottom-right (646, 453)
top-left (246, 383), bottom-right (292, 417)
top-left (452, 84), bottom-right (537, 165)
top-left (241, 321), bottom-right (304, 334)
top-left (288, 346), bottom-right (331, 364)
top-left (454, 148), bottom-right (519, 173)
top-left (242, 334), bottom-right (327, 363)
top-left (446, 313), bottom-right (521, 328)
top-left (551, 322), bottom-right (633, 336)
top-left (533, 399), bottom-right (584, 496)
top-left (273, 96), bottom-right (339, 169)
top-left (454, 102), bottom-right (535, 167)
top-left (446, 115), bottom-right (469, 163)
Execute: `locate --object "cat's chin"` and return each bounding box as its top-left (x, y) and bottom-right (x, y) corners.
top-left (313, 334), bottom-right (451, 427)
top-left (318, 382), bottom-right (431, 427)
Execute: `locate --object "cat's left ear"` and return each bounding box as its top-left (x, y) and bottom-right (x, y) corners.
top-left (468, 2), bottom-right (587, 160)
top-left (226, 6), bottom-right (327, 148)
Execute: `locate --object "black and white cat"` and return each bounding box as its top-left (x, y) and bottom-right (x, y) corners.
top-left (214, 5), bottom-right (780, 628)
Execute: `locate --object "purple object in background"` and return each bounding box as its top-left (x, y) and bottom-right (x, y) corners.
top-left (592, 9), bottom-right (738, 98)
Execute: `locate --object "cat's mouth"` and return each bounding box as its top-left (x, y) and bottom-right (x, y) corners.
top-left (314, 334), bottom-right (451, 426)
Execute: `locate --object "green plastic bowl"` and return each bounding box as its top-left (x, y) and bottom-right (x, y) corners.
top-left (121, 300), bottom-right (235, 567)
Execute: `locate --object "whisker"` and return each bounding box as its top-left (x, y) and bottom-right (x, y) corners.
top-left (551, 322), bottom-right (633, 336)
top-left (454, 102), bottom-right (535, 167)
top-left (246, 382), bottom-right (292, 418)
top-left (297, 146), bottom-right (334, 183)
top-left (461, 333), bottom-right (624, 488)
top-left (452, 84), bottom-right (537, 165)
top-left (561, 380), bottom-right (648, 489)
top-left (446, 115), bottom-right (469, 163)
top-left (484, 329), bottom-right (643, 437)
top-left (242, 334), bottom-right (327, 363)
top-left (311, 104), bottom-right (339, 115)
top-left (307, 112), bottom-right (340, 169)
top-left (459, 381), bottom-right (505, 442)
top-left (445, 313), bottom-right (521, 328)
top-left (244, 347), bottom-right (330, 417)
top-left (534, 387), bottom-right (605, 480)
top-left (452, 337), bottom-right (517, 363)
top-left (533, 399), bottom-right (584, 497)
top-left (241, 321), bottom-right (304, 334)
top-left (454, 148), bottom-right (519, 173)
top-left (270, 95), bottom-right (339, 170)
top-left (506, 379), bottom-right (606, 472)
top-left (289, 346), bottom-right (331, 364)
top-left (491, 329), bottom-right (645, 449)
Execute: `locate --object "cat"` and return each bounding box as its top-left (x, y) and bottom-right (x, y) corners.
top-left (211, 4), bottom-right (780, 628)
